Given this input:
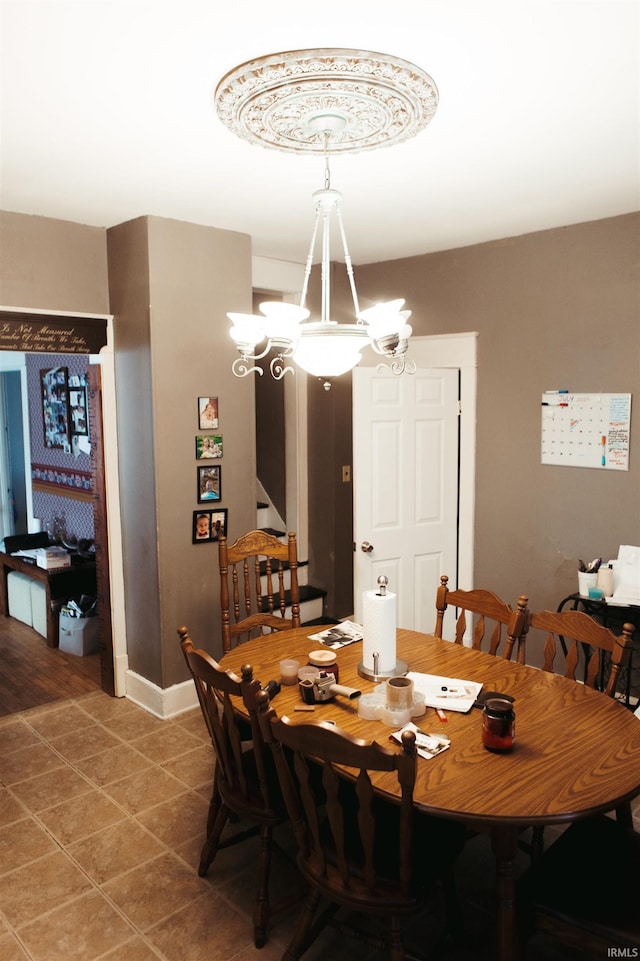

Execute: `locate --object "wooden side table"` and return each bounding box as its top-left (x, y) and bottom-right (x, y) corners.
top-left (0, 551), bottom-right (97, 647)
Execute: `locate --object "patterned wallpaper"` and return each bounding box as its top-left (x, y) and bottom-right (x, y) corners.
top-left (27, 353), bottom-right (94, 542)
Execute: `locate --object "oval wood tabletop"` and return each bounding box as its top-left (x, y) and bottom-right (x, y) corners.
top-left (219, 626), bottom-right (640, 829)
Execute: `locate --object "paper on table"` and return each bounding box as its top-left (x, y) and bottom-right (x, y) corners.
top-left (390, 722), bottom-right (450, 760)
top-left (406, 672), bottom-right (482, 714)
top-left (307, 620), bottom-right (363, 647)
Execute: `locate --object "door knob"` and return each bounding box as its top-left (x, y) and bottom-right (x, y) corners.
top-left (361, 541), bottom-right (374, 553)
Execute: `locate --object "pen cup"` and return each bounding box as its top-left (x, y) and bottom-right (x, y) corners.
top-left (578, 572), bottom-right (597, 597)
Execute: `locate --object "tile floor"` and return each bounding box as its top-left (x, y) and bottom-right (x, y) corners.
top-left (0, 690), bottom-right (634, 961)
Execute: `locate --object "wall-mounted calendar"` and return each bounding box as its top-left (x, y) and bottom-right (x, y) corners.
top-left (541, 392), bottom-right (631, 470)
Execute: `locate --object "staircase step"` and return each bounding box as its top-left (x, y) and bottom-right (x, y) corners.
top-left (261, 584), bottom-right (326, 608)
top-left (261, 584), bottom-right (326, 625)
top-left (260, 527), bottom-right (285, 538)
top-left (302, 615), bottom-right (339, 627)
top-left (257, 501), bottom-right (268, 510)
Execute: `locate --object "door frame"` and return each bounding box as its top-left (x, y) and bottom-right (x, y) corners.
top-left (0, 304), bottom-right (128, 695)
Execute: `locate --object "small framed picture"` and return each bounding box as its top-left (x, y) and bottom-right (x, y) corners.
top-left (197, 465), bottom-right (221, 503)
top-left (192, 508), bottom-right (227, 543)
top-left (69, 386), bottom-right (89, 436)
top-left (195, 434), bottom-right (223, 459)
top-left (198, 396), bottom-right (219, 430)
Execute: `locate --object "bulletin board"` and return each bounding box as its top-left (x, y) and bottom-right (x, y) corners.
top-left (541, 392), bottom-right (631, 470)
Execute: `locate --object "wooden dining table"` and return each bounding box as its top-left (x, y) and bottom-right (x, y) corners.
top-left (219, 625), bottom-right (640, 961)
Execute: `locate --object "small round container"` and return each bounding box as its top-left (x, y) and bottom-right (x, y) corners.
top-left (482, 697), bottom-right (515, 752)
top-left (357, 693), bottom-right (383, 720)
top-left (279, 658), bottom-right (300, 685)
top-left (308, 649), bottom-right (339, 682)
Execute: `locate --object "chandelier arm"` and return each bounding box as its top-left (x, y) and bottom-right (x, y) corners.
top-left (320, 197), bottom-right (332, 325)
top-left (335, 203), bottom-right (361, 320)
top-left (232, 357), bottom-right (264, 377)
top-left (299, 206), bottom-right (322, 310)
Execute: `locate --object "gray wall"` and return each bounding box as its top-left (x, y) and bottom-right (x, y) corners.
top-left (311, 213), bottom-right (640, 628)
top-left (107, 215), bottom-right (255, 687)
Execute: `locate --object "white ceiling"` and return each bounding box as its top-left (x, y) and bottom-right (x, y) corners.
top-left (1, 1), bottom-right (638, 266)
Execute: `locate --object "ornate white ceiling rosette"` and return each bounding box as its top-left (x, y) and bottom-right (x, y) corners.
top-left (214, 48), bottom-right (438, 154)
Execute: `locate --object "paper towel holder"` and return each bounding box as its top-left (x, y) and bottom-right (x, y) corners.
top-left (358, 575), bottom-right (408, 681)
top-left (357, 652), bottom-right (408, 682)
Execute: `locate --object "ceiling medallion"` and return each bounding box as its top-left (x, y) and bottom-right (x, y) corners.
top-left (214, 48), bottom-right (438, 154)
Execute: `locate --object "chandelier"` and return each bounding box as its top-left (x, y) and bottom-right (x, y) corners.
top-left (214, 49), bottom-right (438, 382)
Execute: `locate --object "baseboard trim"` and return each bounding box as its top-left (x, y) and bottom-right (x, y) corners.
top-left (125, 670), bottom-right (198, 719)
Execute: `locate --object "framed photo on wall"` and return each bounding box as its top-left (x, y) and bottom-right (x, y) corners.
top-left (41, 366), bottom-right (70, 450)
top-left (197, 465), bottom-right (221, 503)
top-left (192, 507), bottom-right (227, 543)
top-left (195, 434), bottom-right (223, 459)
top-left (69, 386), bottom-right (89, 436)
top-left (198, 396), bottom-right (219, 430)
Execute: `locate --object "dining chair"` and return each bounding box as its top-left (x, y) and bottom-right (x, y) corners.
top-left (178, 626), bottom-right (295, 948)
top-left (530, 608), bottom-right (634, 702)
top-left (526, 610), bottom-right (635, 863)
top-left (255, 690), bottom-right (467, 961)
top-left (219, 529), bottom-right (300, 654)
top-left (517, 814), bottom-right (640, 955)
top-left (434, 574), bottom-right (530, 663)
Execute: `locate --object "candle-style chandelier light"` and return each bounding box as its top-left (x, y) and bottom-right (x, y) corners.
top-left (214, 49), bottom-right (438, 381)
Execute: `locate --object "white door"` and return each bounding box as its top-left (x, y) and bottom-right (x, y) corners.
top-left (353, 366), bottom-right (460, 632)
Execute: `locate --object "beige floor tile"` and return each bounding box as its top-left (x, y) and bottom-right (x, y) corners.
top-left (25, 702), bottom-right (98, 740)
top-left (0, 788), bottom-right (28, 828)
top-left (106, 709), bottom-right (167, 741)
top-left (103, 765), bottom-right (186, 815)
top-left (47, 722), bottom-right (122, 762)
top-left (37, 789), bottom-right (126, 845)
top-left (136, 790), bottom-right (209, 849)
top-left (9, 764), bottom-right (93, 813)
top-left (0, 849), bottom-right (93, 927)
top-left (68, 818), bottom-right (166, 885)
top-left (18, 889), bottom-right (134, 961)
top-left (171, 709), bottom-right (209, 741)
top-left (73, 743), bottom-right (153, 787)
top-left (103, 851), bottom-right (209, 931)
top-left (161, 743), bottom-right (214, 788)
top-left (0, 717), bottom-right (41, 755)
top-left (146, 889), bottom-right (254, 961)
top-left (0, 931), bottom-right (30, 961)
top-left (0, 816), bottom-right (58, 874)
top-left (0, 740), bottom-right (65, 785)
top-left (129, 724), bottom-right (202, 764)
top-left (76, 692), bottom-right (142, 724)
top-left (100, 936), bottom-right (165, 960)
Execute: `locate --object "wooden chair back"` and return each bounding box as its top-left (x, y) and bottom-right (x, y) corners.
top-left (434, 574), bottom-right (530, 662)
top-left (257, 691), bottom-right (418, 906)
top-left (178, 626), bottom-right (291, 948)
top-left (178, 626), bottom-right (279, 818)
top-left (219, 529), bottom-right (300, 653)
top-left (529, 608), bottom-right (634, 698)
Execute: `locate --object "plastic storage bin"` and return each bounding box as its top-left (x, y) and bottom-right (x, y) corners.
top-left (58, 613), bottom-right (99, 655)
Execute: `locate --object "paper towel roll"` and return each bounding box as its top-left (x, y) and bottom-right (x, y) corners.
top-left (362, 589), bottom-right (397, 673)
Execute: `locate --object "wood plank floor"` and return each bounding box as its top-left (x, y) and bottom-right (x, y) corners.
top-left (0, 614), bottom-right (101, 715)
